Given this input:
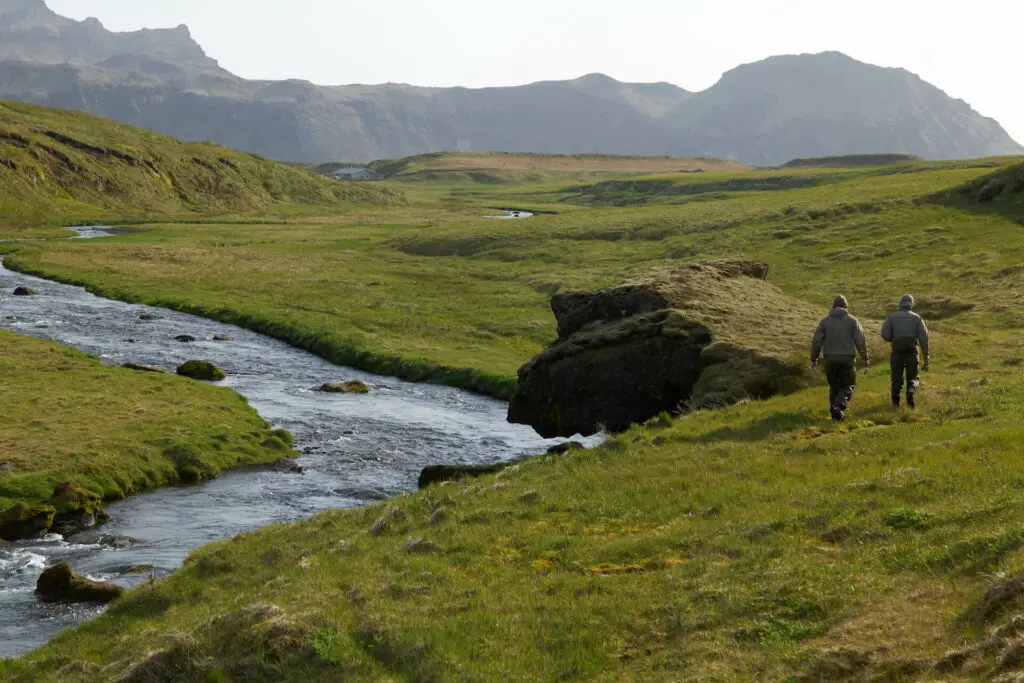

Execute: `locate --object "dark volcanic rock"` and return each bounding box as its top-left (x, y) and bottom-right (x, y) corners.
top-left (509, 310), bottom-right (712, 437)
top-left (551, 287), bottom-right (670, 339)
top-left (36, 563), bottom-right (124, 604)
top-left (12, 286), bottom-right (37, 296)
top-left (419, 463), bottom-right (509, 489)
top-left (174, 335), bottom-right (197, 343)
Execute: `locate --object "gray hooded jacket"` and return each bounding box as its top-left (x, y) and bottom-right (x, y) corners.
top-left (811, 308), bottom-right (869, 363)
top-left (882, 306), bottom-right (929, 356)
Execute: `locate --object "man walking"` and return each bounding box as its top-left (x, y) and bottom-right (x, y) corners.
top-left (882, 294), bottom-right (930, 408)
top-left (811, 296), bottom-right (870, 421)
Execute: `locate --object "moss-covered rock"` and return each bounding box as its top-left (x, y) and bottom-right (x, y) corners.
top-left (36, 563), bottom-right (124, 604)
top-left (12, 286), bottom-right (37, 296)
top-left (509, 261), bottom-right (818, 437)
top-left (0, 503), bottom-right (56, 540)
top-left (49, 483), bottom-right (109, 535)
top-left (177, 360), bottom-right (226, 381)
top-left (319, 381), bottom-right (371, 394)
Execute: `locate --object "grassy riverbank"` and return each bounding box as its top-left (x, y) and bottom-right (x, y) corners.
top-left (2, 156), bottom-right (1024, 679)
top-left (0, 330), bottom-right (294, 513)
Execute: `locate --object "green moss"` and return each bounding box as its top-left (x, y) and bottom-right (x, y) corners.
top-left (319, 381), bottom-right (371, 394)
top-left (176, 361), bottom-right (226, 382)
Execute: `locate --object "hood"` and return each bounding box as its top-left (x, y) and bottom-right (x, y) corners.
top-left (900, 294), bottom-right (915, 310)
top-left (830, 308), bottom-right (850, 319)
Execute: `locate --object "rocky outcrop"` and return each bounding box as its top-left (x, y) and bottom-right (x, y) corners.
top-left (508, 261), bottom-right (811, 437)
top-left (177, 360), bottom-right (226, 381)
top-left (0, 503), bottom-right (55, 540)
top-left (50, 482), bottom-right (109, 535)
top-left (36, 563), bottom-right (124, 604)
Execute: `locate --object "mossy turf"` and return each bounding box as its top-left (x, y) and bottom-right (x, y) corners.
top-left (0, 330), bottom-right (294, 511)
top-left (1, 156), bottom-right (1024, 680)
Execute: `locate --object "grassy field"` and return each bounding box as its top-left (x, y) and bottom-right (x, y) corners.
top-left (0, 100), bottom-right (401, 239)
top-left (2, 156), bottom-right (1024, 680)
top-left (0, 330), bottom-right (294, 513)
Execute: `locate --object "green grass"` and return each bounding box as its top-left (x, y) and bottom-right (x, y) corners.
top-left (0, 330), bottom-right (294, 511)
top-left (2, 154), bottom-right (1024, 680)
top-left (0, 100), bottom-right (402, 238)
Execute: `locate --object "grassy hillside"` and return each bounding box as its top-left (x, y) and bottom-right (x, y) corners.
top-left (0, 100), bottom-right (401, 238)
top-left (778, 153), bottom-right (923, 169)
top-left (2, 157), bottom-right (1024, 680)
top-left (0, 330), bottom-right (292, 512)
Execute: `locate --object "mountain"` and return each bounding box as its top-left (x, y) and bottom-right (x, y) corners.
top-left (670, 52), bottom-right (1022, 165)
top-left (0, 1), bottom-right (1020, 165)
top-left (0, 0), bottom-right (216, 68)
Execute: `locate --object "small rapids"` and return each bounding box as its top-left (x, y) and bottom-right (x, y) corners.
top-left (0, 229), bottom-right (592, 657)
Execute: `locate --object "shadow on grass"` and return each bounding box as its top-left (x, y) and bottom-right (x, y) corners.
top-left (672, 411), bottom-right (821, 443)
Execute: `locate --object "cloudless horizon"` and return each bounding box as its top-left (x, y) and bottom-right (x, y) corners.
top-left (45, 0), bottom-right (1024, 143)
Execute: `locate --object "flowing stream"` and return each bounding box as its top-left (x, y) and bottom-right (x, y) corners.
top-left (0, 229), bottom-right (586, 657)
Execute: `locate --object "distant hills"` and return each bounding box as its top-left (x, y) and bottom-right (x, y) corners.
top-left (0, 0), bottom-right (1020, 165)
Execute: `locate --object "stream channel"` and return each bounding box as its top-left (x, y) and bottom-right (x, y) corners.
top-left (0, 228), bottom-right (587, 657)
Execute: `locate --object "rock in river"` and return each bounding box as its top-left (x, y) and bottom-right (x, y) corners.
top-left (36, 563), bottom-right (124, 604)
top-left (177, 360), bottom-right (226, 381)
top-left (0, 503), bottom-right (55, 541)
top-left (50, 482), bottom-right (109, 535)
top-left (174, 335), bottom-right (197, 343)
top-left (507, 261), bottom-right (813, 438)
top-left (12, 286), bottom-right (37, 296)
top-left (319, 381), bottom-right (371, 394)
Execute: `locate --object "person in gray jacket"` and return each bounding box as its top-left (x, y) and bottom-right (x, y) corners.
top-left (882, 294), bottom-right (930, 408)
top-left (811, 296), bottom-right (870, 421)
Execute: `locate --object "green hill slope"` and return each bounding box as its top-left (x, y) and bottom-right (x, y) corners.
top-left (0, 100), bottom-right (401, 234)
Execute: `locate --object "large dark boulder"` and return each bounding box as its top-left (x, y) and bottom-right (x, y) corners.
top-left (12, 286), bottom-right (37, 296)
top-left (36, 563), bottom-right (124, 604)
top-left (508, 311), bottom-right (712, 437)
top-left (508, 261), bottom-right (809, 438)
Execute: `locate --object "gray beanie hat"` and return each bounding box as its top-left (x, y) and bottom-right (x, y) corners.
top-left (833, 295), bottom-right (849, 309)
top-left (900, 294), bottom-right (915, 310)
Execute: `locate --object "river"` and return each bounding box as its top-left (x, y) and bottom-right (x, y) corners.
top-left (0, 229), bottom-right (587, 657)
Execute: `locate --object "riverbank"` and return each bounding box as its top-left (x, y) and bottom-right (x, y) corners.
top-left (0, 328), bottom-right (293, 514)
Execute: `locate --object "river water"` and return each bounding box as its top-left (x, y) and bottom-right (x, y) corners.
top-left (0, 231), bottom-right (585, 657)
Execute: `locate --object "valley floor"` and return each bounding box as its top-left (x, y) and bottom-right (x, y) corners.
top-left (2, 157), bottom-right (1023, 680)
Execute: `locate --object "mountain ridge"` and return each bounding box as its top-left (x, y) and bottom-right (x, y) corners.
top-left (0, 2), bottom-right (1019, 164)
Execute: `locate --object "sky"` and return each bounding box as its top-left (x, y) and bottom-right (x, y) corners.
top-left (47, 0), bottom-right (1024, 142)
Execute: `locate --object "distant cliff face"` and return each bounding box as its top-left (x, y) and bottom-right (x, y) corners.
top-left (0, 3), bottom-right (1020, 164)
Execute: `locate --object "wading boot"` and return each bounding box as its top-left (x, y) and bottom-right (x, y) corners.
top-left (907, 392), bottom-right (916, 409)
top-left (830, 405), bottom-right (846, 422)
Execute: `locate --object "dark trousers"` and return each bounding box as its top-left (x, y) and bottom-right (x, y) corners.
top-left (825, 357), bottom-right (857, 411)
top-left (890, 350), bottom-right (920, 402)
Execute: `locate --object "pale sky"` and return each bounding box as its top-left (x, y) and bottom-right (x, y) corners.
top-left (47, 0), bottom-right (1024, 142)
